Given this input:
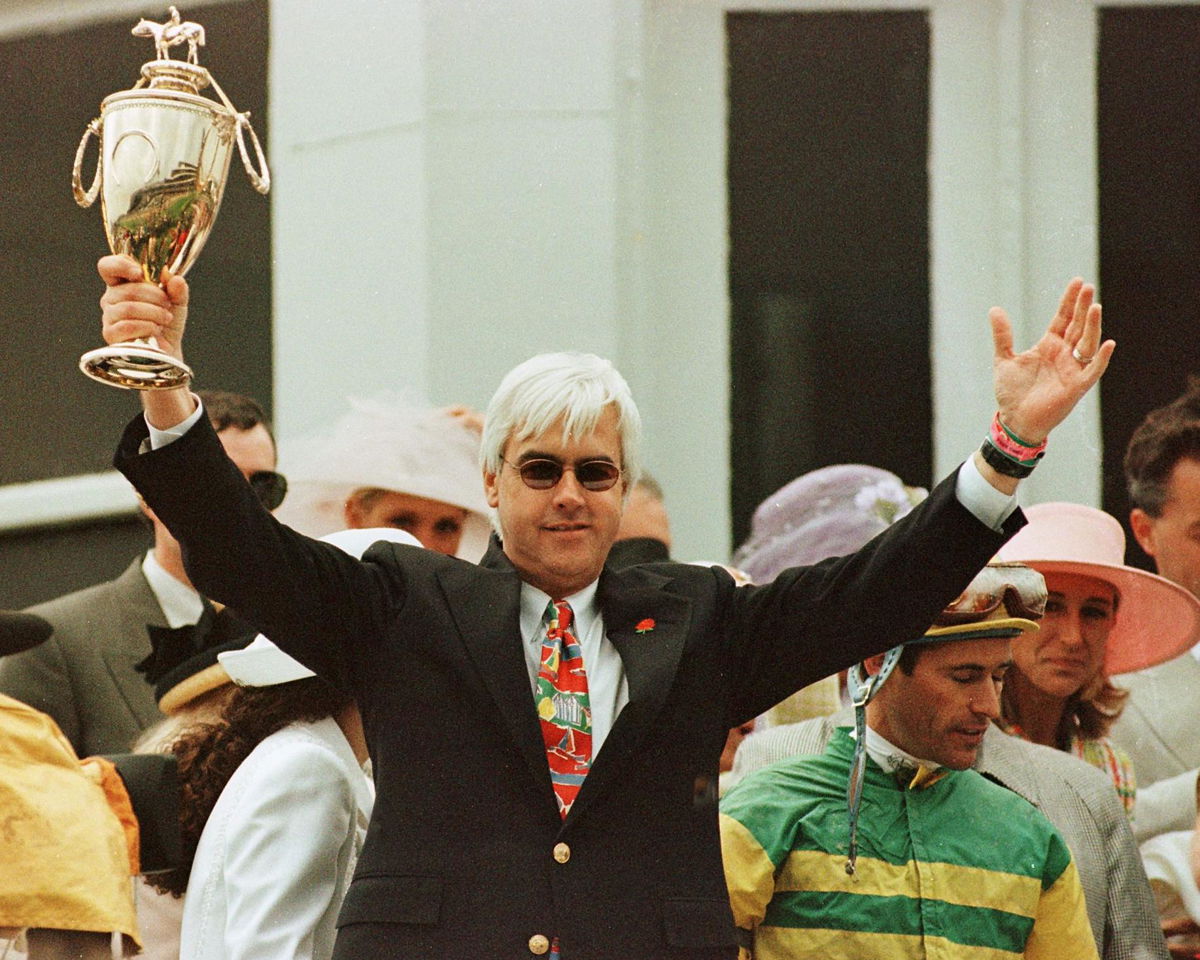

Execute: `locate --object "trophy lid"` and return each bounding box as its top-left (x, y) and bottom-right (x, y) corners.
top-left (140, 59), bottom-right (211, 95)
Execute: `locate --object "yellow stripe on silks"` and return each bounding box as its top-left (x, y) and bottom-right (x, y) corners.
top-left (718, 812), bottom-right (779, 930)
top-left (754, 925), bottom-right (1023, 960)
top-left (1023, 860), bottom-right (1100, 960)
top-left (776, 849), bottom-right (1042, 917)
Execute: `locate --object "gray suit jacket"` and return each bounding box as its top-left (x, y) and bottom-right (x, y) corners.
top-left (0, 557), bottom-right (166, 755)
top-left (728, 710), bottom-right (1168, 960)
top-left (1112, 655), bottom-right (1200, 786)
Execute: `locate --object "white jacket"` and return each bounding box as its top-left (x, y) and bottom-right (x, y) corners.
top-left (180, 716), bottom-right (374, 960)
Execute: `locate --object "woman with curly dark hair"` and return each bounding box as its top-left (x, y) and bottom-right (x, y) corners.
top-left (996, 502), bottom-right (1200, 817)
top-left (148, 672), bottom-right (359, 895)
top-left (152, 528), bottom-right (417, 960)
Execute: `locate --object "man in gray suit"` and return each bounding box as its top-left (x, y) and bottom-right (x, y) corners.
top-left (0, 391), bottom-right (285, 756)
top-left (729, 712), bottom-right (1168, 960)
top-left (1111, 380), bottom-right (1200, 841)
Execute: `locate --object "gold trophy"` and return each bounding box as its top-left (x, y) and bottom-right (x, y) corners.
top-left (72, 6), bottom-right (269, 389)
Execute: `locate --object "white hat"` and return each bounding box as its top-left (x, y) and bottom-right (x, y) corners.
top-left (273, 397), bottom-right (491, 561)
top-left (218, 527), bottom-right (421, 686)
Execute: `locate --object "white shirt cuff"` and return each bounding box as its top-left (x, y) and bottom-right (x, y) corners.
top-left (955, 453), bottom-right (1018, 532)
top-left (146, 396), bottom-right (205, 450)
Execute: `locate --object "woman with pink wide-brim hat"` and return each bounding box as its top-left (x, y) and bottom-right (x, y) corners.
top-left (995, 502), bottom-right (1200, 816)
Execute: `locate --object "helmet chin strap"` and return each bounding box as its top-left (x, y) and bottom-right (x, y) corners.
top-left (843, 645), bottom-right (904, 876)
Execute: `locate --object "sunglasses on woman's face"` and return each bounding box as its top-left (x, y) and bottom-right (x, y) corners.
top-left (503, 457), bottom-right (621, 492)
top-left (248, 470), bottom-right (288, 511)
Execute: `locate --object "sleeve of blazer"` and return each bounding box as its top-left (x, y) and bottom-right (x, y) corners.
top-left (1042, 745), bottom-right (1172, 960)
top-left (720, 470), bottom-right (1018, 721)
top-left (113, 413), bottom-right (405, 692)
top-left (1087, 776), bottom-right (1172, 960)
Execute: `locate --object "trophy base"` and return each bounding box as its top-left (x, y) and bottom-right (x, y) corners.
top-left (79, 343), bottom-right (193, 391)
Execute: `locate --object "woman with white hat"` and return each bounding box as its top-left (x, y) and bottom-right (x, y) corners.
top-left (996, 502), bottom-right (1200, 815)
top-left (151, 528), bottom-right (419, 960)
top-left (273, 398), bottom-right (491, 561)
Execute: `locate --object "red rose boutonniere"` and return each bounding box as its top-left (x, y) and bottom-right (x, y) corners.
top-left (635, 618), bottom-right (655, 634)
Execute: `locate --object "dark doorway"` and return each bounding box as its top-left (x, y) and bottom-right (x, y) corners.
top-left (726, 10), bottom-right (932, 549)
top-left (1098, 6), bottom-right (1200, 570)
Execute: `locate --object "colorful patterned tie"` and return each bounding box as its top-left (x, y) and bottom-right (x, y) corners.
top-left (535, 600), bottom-right (592, 819)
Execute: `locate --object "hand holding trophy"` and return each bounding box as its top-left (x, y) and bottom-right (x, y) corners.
top-left (73, 6), bottom-right (268, 389)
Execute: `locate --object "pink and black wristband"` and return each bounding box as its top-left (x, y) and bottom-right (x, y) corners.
top-left (980, 413), bottom-right (1046, 479)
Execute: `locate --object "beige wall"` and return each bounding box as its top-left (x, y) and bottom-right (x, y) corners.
top-left (2, 0), bottom-right (1128, 563)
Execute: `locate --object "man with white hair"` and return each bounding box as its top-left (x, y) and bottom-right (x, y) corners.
top-left (98, 253), bottom-right (1110, 960)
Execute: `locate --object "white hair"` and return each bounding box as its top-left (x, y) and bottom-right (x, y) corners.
top-left (480, 352), bottom-right (643, 490)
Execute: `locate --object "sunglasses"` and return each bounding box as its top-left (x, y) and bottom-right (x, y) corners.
top-left (248, 470), bottom-right (288, 511)
top-left (503, 457), bottom-right (622, 492)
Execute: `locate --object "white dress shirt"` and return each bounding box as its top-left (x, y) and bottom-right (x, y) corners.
top-left (142, 549), bottom-right (207, 627)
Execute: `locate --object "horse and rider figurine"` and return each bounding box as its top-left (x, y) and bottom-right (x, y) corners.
top-left (133, 7), bottom-right (206, 65)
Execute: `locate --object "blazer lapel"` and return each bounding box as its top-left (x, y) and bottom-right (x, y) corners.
top-left (100, 558), bottom-right (172, 729)
top-left (437, 543), bottom-right (556, 803)
top-left (565, 565), bottom-right (693, 826)
top-left (974, 725), bottom-right (1045, 811)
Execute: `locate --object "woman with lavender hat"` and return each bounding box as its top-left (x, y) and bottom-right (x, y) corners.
top-left (732, 464), bottom-right (926, 726)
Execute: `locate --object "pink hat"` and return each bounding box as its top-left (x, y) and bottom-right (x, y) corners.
top-left (995, 502), bottom-right (1200, 675)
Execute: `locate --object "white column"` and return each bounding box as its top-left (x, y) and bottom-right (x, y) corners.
top-left (270, 0), bottom-right (430, 443)
top-left (632, 0), bottom-right (733, 562)
top-left (422, 0), bottom-right (623, 411)
top-left (930, 0), bottom-right (1101, 504)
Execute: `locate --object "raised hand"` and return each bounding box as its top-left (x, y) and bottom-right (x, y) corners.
top-left (990, 278), bottom-right (1115, 446)
top-left (98, 254), bottom-right (197, 427)
top-left (99, 254), bottom-right (189, 363)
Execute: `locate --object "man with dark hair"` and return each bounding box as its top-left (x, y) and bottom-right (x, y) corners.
top-left (0, 389), bottom-right (286, 755)
top-left (1124, 377), bottom-right (1200, 600)
top-left (727, 465), bottom-right (1168, 960)
top-left (720, 564), bottom-right (1101, 960)
top-left (1110, 378), bottom-right (1200, 839)
top-left (609, 471), bottom-right (673, 567)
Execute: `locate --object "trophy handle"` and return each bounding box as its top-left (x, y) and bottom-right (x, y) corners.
top-left (208, 74), bottom-right (270, 195)
top-left (235, 112), bottom-right (271, 195)
top-left (72, 118), bottom-right (102, 208)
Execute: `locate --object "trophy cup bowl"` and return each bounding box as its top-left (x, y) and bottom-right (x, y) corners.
top-left (72, 8), bottom-right (268, 390)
